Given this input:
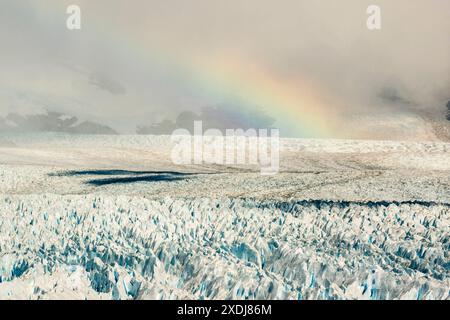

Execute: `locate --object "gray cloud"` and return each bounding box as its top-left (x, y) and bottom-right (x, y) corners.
top-left (89, 73), bottom-right (126, 95)
top-left (137, 105), bottom-right (275, 135)
top-left (378, 87), bottom-right (413, 107)
top-left (447, 101), bottom-right (450, 122)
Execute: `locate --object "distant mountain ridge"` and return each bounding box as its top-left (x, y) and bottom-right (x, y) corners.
top-left (0, 111), bottom-right (117, 135)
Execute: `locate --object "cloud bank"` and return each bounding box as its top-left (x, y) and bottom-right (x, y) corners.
top-left (0, 0), bottom-right (449, 138)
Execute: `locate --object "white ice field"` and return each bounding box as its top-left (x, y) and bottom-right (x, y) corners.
top-left (0, 134), bottom-right (449, 299)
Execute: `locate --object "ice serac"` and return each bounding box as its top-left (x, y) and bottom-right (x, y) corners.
top-left (0, 195), bottom-right (448, 300)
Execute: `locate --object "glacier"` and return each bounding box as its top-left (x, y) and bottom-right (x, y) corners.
top-left (0, 134), bottom-right (449, 300)
top-left (0, 195), bottom-right (448, 300)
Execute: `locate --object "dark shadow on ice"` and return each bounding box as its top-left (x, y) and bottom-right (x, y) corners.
top-left (49, 169), bottom-right (194, 186)
top-left (50, 169), bottom-right (194, 177)
top-left (86, 174), bottom-right (186, 186)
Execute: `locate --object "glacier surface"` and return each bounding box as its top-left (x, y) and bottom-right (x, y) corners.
top-left (0, 134), bottom-right (449, 300)
top-left (0, 195), bottom-right (448, 300)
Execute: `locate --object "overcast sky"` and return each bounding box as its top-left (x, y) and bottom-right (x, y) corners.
top-left (0, 0), bottom-right (449, 135)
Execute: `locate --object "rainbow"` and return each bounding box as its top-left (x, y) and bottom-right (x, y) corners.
top-left (54, 4), bottom-right (339, 137)
top-left (186, 54), bottom-right (337, 137)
